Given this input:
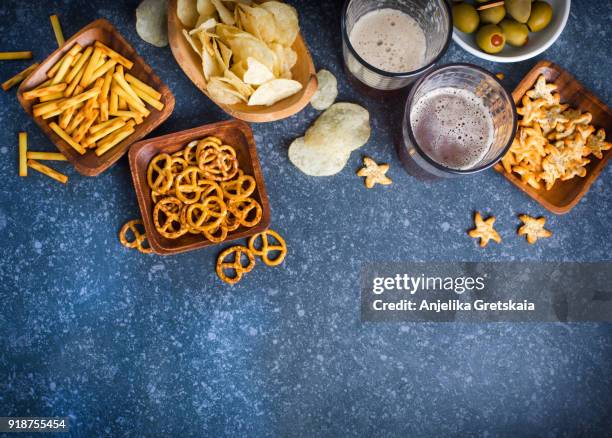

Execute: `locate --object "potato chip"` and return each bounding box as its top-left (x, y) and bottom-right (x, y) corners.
top-left (177, 0), bottom-right (199, 28)
top-left (247, 78), bottom-right (302, 106)
top-left (261, 1), bottom-right (299, 47)
top-left (310, 69), bottom-right (337, 111)
top-left (304, 103), bottom-right (370, 152)
top-left (288, 137), bottom-right (351, 177)
top-left (183, 29), bottom-right (203, 57)
top-left (211, 0), bottom-right (235, 25)
top-left (222, 70), bottom-right (254, 97)
top-left (136, 0), bottom-right (169, 47)
top-left (216, 25), bottom-right (277, 73)
top-left (270, 43), bottom-right (296, 78)
top-left (197, 0), bottom-right (216, 17)
top-left (236, 4), bottom-right (277, 43)
top-left (243, 57), bottom-right (275, 85)
top-left (207, 77), bottom-right (246, 104)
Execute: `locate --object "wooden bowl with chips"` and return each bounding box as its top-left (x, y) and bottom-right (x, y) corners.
top-left (495, 60), bottom-right (612, 214)
top-left (167, 0), bottom-right (317, 123)
top-left (17, 19), bottom-right (175, 177)
top-left (129, 119), bottom-right (271, 255)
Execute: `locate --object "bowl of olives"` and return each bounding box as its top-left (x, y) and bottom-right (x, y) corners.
top-left (451, 0), bottom-right (570, 62)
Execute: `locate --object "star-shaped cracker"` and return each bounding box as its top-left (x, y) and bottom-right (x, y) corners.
top-left (357, 156), bottom-right (392, 189)
top-left (517, 96), bottom-right (547, 126)
top-left (526, 75), bottom-right (558, 105)
top-left (586, 128), bottom-right (612, 159)
top-left (468, 212), bottom-right (501, 248)
top-left (518, 214), bottom-right (552, 244)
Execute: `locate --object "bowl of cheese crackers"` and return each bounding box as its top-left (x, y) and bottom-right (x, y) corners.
top-left (495, 60), bottom-right (612, 214)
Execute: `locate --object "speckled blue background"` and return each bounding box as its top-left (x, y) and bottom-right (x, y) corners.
top-left (1, 0), bottom-right (611, 436)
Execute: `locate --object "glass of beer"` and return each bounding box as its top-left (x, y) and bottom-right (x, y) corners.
top-left (341, 0), bottom-right (452, 92)
top-left (399, 64), bottom-right (517, 179)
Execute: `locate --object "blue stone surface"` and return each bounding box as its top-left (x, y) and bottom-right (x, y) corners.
top-left (0, 0), bottom-right (611, 436)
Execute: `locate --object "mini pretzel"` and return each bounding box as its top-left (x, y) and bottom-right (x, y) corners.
top-left (248, 229), bottom-right (287, 266)
top-left (200, 180), bottom-right (224, 201)
top-left (197, 143), bottom-right (239, 181)
top-left (183, 140), bottom-right (199, 166)
top-left (153, 197), bottom-right (188, 239)
top-left (216, 246), bottom-right (255, 284)
top-left (119, 219), bottom-right (152, 254)
top-left (175, 167), bottom-right (208, 204)
top-left (221, 173), bottom-right (256, 200)
top-left (147, 153), bottom-right (174, 194)
top-left (228, 198), bottom-right (262, 227)
top-left (223, 208), bottom-right (241, 232)
top-left (186, 196), bottom-right (227, 231)
top-left (203, 223), bottom-right (229, 243)
top-left (170, 156), bottom-right (188, 175)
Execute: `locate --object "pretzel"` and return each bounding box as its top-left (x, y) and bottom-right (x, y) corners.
top-left (228, 198), bottom-right (262, 227)
top-left (221, 173), bottom-right (256, 200)
top-left (216, 246), bottom-right (255, 284)
top-left (147, 153), bottom-right (174, 194)
top-left (183, 140), bottom-right (199, 166)
top-left (153, 197), bottom-right (187, 238)
top-left (170, 156), bottom-right (188, 175)
top-left (186, 196), bottom-right (227, 231)
top-left (222, 208), bottom-right (242, 232)
top-left (119, 219), bottom-right (152, 254)
top-left (248, 229), bottom-right (287, 266)
top-left (197, 142), bottom-right (239, 181)
top-left (174, 167), bottom-right (208, 204)
top-left (203, 223), bottom-right (229, 243)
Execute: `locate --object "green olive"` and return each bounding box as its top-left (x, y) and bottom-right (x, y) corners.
top-left (506, 0), bottom-right (532, 23)
top-left (499, 18), bottom-right (529, 47)
top-left (452, 3), bottom-right (480, 34)
top-left (476, 24), bottom-right (506, 54)
top-left (479, 5), bottom-right (506, 24)
top-left (528, 1), bottom-right (553, 32)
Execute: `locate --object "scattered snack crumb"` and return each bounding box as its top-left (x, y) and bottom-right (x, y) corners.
top-left (518, 214), bottom-right (552, 244)
top-left (248, 229), bottom-right (287, 267)
top-left (216, 246), bottom-right (255, 284)
top-left (501, 75), bottom-right (610, 191)
top-left (468, 212), bottom-right (501, 248)
top-left (495, 73), bottom-right (505, 80)
top-left (119, 219), bottom-right (153, 254)
top-left (357, 156), bottom-right (392, 189)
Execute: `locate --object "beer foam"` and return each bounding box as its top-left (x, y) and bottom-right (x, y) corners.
top-left (349, 8), bottom-right (427, 73)
top-left (410, 87), bottom-right (494, 170)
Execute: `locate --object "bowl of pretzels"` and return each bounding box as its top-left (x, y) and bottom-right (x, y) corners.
top-left (129, 119), bottom-right (270, 255)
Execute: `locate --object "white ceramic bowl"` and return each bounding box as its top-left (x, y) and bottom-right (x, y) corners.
top-left (452, 0), bottom-right (571, 63)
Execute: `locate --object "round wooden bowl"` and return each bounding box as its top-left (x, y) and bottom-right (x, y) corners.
top-left (167, 0), bottom-right (318, 123)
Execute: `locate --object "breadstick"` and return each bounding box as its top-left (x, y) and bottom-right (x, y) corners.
top-left (50, 15), bottom-right (65, 46)
top-left (19, 132), bottom-right (27, 177)
top-left (39, 92), bottom-right (65, 102)
top-left (22, 83), bottom-right (67, 100)
top-left (134, 86), bottom-right (164, 111)
top-left (27, 159), bottom-right (68, 184)
top-left (0, 51), bottom-right (32, 60)
top-left (95, 121), bottom-right (135, 156)
top-left (27, 151), bottom-right (67, 161)
top-left (112, 71), bottom-right (144, 106)
top-left (47, 44), bottom-right (81, 78)
top-left (65, 46), bottom-right (91, 83)
top-left (94, 41), bottom-right (133, 69)
top-left (50, 54), bottom-right (74, 85)
top-left (80, 48), bottom-right (101, 88)
top-left (58, 87), bottom-right (99, 111)
top-left (83, 118), bottom-right (125, 146)
top-left (125, 73), bottom-right (161, 100)
top-left (72, 109), bottom-right (98, 143)
top-left (1, 63), bottom-right (39, 91)
top-left (49, 122), bottom-right (86, 154)
top-left (112, 85), bottom-right (149, 116)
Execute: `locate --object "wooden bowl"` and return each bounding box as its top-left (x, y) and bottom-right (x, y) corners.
top-left (167, 0), bottom-right (317, 123)
top-left (494, 60), bottom-right (612, 214)
top-left (17, 19), bottom-right (175, 176)
top-left (129, 119), bottom-right (270, 255)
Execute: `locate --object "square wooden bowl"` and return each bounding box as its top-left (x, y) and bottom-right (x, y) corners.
top-left (17, 19), bottom-right (175, 176)
top-left (495, 60), bottom-right (612, 214)
top-left (129, 119), bottom-right (270, 255)
top-left (167, 0), bottom-right (317, 123)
